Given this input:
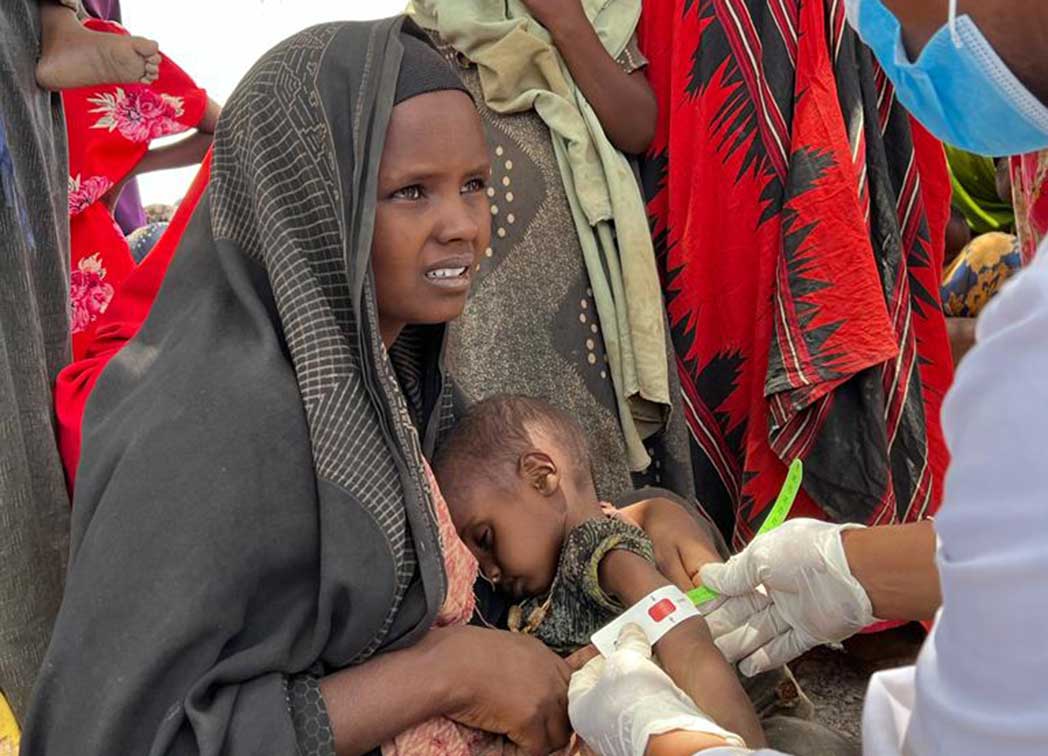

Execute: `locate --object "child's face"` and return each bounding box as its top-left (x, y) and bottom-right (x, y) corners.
top-left (445, 477), bottom-right (565, 601)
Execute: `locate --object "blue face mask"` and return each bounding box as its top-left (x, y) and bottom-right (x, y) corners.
top-left (846, 0), bottom-right (1048, 157)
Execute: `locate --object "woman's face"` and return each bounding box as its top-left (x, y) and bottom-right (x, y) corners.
top-left (372, 89), bottom-right (491, 346)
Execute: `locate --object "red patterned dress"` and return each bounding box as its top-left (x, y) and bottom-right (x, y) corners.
top-left (638, 0), bottom-right (953, 547)
top-left (63, 19), bottom-right (207, 361)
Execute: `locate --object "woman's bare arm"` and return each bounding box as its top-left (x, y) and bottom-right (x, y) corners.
top-left (520, 0), bottom-right (657, 154)
top-left (321, 624), bottom-right (574, 756)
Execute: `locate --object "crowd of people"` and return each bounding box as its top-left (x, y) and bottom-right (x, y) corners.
top-left (1, 0), bottom-right (1046, 755)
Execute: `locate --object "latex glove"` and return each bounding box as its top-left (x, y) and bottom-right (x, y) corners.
top-left (699, 519), bottom-right (876, 677)
top-left (568, 624), bottom-right (745, 756)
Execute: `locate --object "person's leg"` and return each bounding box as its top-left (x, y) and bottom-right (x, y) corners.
top-left (35, 0), bottom-right (160, 91)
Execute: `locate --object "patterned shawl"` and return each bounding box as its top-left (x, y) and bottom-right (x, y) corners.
top-left (23, 18), bottom-right (452, 754)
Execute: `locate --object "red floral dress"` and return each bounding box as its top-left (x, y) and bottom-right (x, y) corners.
top-left (63, 19), bottom-right (207, 361)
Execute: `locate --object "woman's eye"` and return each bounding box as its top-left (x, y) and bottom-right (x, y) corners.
top-left (462, 177), bottom-right (487, 194)
top-left (392, 185), bottom-right (424, 200)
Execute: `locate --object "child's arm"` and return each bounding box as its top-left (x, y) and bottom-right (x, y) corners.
top-left (599, 549), bottom-right (766, 748)
top-left (520, 0), bottom-right (657, 154)
top-left (105, 98), bottom-right (221, 211)
top-left (134, 97), bottom-right (221, 175)
top-left (615, 496), bottom-right (726, 591)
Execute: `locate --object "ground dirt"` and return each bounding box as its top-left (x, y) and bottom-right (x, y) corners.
top-left (791, 623), bottom-right (926, 742)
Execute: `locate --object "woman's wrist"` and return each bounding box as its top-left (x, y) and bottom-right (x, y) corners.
top-left (841, 521), bottom-right (939, 621)
top-left (414, 625), bottom-right (469, 714)
top-left (319, 632), bottom-right (456, 754)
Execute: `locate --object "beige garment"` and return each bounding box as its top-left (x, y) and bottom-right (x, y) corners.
top-left (410, 0), bottom-right (670, 470)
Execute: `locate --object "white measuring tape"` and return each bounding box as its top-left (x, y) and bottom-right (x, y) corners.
top-left (590, 585), bottom-right (700, 657)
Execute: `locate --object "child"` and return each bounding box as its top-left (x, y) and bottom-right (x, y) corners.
top-left (432, 395), bottom-right (766, 749)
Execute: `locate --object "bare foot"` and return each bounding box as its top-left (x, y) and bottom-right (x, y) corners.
top-left (37, 6), bottom-right (161, 91)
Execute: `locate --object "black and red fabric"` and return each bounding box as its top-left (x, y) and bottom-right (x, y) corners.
top-left (638, 0), bottom-right (953, 547)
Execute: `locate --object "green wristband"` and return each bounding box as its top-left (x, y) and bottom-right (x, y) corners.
top-left (688, 459), bottom-right (804, 606)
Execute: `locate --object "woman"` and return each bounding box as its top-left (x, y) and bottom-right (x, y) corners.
top-left (53, 151), bottom-right (212, 490)
top-left (22, 19), bottom-right (571, 755)
top-left (639, 0), bottom-right (954, 545)
top-left (571, 1), bottom-right (1048, 753)
top-left (80, 0), bottom-right (155, 234)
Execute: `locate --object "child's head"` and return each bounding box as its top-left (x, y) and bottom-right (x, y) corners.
top-left (432, 394), bottom-right (597, 599)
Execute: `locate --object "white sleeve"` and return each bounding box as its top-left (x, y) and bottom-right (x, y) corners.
top-left (885, 243), bottom-right (1048, 756)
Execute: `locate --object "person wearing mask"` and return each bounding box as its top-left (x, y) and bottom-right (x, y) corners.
top-left (568, 1), bottom-right (1048, 754)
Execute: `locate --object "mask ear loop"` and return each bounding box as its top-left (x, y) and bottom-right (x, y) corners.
top-left (948, 0), bottom-right (962, 47)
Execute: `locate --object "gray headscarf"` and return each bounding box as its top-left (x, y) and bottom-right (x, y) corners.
top-left (23, 17), bottom-right (468, 754)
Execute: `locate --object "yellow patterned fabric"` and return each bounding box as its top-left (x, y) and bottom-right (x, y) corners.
top-left (0, 694), bottom-right (19, 755)
top-left (942, 232), bottom-right (1023, 318)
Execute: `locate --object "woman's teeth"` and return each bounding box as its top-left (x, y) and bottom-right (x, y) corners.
top-left (426, 267), bottom-right (468, 279)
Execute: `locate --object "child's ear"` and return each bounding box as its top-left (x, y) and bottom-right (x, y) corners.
top-left (519, 450), bottom-right (560, 496)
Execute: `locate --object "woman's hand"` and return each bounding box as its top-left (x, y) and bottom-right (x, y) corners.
top-left (612, 498), bottom-right (723, 591)
top-left (427, 624), bottom-right (574, 755)
top-left (321, 624), bottom-right (571, 755)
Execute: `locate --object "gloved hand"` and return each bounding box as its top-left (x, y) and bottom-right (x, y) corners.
top-left (698, 519), bottom-right (877, 676)
top-left (568, 624), bottom-right (745, 756)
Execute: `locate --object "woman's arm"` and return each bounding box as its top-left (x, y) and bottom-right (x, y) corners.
top-left (321, 624), bottom-right (574, 756)
top-left (319, 639), bottom-right (450, 755)
top-left (520, 0), bottom-right (657, 154)
top-left (599, 551), bottom-right (765, 748)
top-left (133, 131), bottom-right (214, 175)
top-left (196, 97), bottom-right (222, 134)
